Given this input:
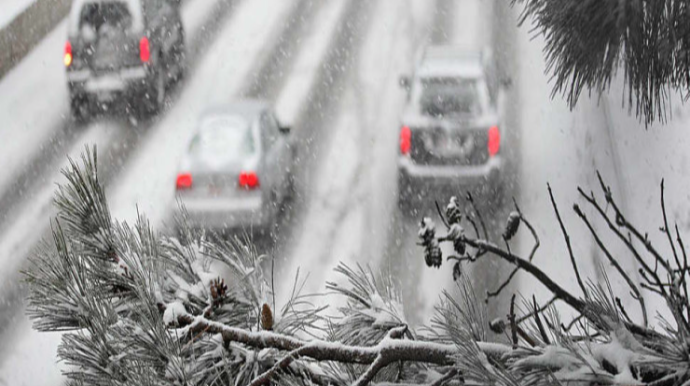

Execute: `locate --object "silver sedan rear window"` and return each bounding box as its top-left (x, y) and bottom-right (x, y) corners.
top-left (189, 117), bottom-right (256, 160)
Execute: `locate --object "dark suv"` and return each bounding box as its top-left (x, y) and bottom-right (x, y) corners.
top-left (397, 47), bottom-right (507, 212)
top-left (65, 0), bottom-right (185, 119)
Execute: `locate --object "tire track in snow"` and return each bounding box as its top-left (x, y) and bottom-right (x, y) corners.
top-left (275, 0), bottom-right (436, 316)
top-left (266, 0), bottom-right (373, 274)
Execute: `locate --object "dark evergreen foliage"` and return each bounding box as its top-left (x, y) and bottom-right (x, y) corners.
top-left (515, 0), bottom-right (690, 124)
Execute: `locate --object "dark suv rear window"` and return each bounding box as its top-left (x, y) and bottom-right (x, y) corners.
top-left (79, 2), bottom-right (133, 32)
top-left (415, 77), bottom-right (483, 117)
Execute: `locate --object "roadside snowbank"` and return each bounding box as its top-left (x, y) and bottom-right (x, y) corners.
top-left (0, 0), bottom-right (38, 29)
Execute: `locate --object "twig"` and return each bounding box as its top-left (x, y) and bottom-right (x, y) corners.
top-left (596, 172), bottom-right (673, 278)
top-left (594, 174), bottom-right (690, 334)
top-left (578, 187), bottom-right (663, 293)
top-left (271, 257), bottom-right (276, 314)
top-left (487, 267), bottom-right (519, 300)
top-left (466, 192), bottom-right (488, 240)
top-left (573, 204), bottom-right (648, 326)
top-left (249, 345), bottom-right (312, 386)
top-left (615, 297), bottom-right (633, 324)
top-left (521, 217), bottom-right (540, 263)
top-left (510, 295), bottom-right (518, 347)
top-left (640, 283), bottom-right (664, 296)
top-left (435, 201), bottom-right (450, 229)
top-left (459, 235), bottom-right (662, 339)
top-left (461, 237), bottom-right (585, 313)
top-left (675, 224), bottom-right (690, 321)
top-left (533, 295), bottom-right (550, 345)
top-left (464, 216), bottom-right (483, 249)
top-left (549, 184), bottom-right (588, 298)
top-left (353, 355), bottom-right (388, 386)
top-left (429, 369), bottom-right (459, 386)
top-left (660, 180), bottom-right (682, 271)
top-left (513, 198), bottom-right (540, 264)
top-left (561, 314), bottom-right (584, 332)
top-left (517, 296), bottom-right (557, 324)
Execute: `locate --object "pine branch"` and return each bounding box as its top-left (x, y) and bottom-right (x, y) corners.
top-left (174, 313), bottom-right (510, 367)
top-left (513, 0), bottom-right (690, 125)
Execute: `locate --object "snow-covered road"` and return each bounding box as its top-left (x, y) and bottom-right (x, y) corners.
top-left (1, 0), bottom-right (689, 384)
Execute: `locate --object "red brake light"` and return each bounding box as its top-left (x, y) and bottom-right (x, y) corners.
top-left (176, 173), bottom-right (192, 190)
top-left (239, 171), bottom-right (259, 189)
top-left (139, 37), bottom-right (150, 63)
top-left (400, 125), bottom-right (411, 155)
top-left (64, 41), bottom-right (72, 67)
top-left (488, 125), bottom-right (500, 156)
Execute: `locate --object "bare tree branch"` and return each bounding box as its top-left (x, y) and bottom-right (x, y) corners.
top-left (660, 180), bottom-right (682, 273)
top-left (573, 203), bottom-right (648, 326)
top-left (548, 183), bottom-right (588, 299)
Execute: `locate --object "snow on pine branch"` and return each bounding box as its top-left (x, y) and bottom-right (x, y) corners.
top-left (25, 149), bottom-right (690, 386)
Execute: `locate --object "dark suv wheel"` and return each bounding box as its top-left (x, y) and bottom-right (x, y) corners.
top-left (398, 171), bottom-right (414, 216)
top-left (170, 23), bottom-right (186, 84)
top-left (137, 63), bottom-right (166, 118)
top-left (70, 93), bottom-right (90, 123)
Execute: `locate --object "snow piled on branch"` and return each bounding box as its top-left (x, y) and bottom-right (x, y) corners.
top-left (163, 301), bottom-right (187, 326)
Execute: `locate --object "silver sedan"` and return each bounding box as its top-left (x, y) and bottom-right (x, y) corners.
top-left (175, 101), bottom-right (295, 234)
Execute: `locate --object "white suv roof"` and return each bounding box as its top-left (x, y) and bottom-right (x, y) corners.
top-left (415, 46), bottom-right (485, 79)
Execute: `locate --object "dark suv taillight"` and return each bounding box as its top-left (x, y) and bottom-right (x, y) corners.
top-left (139, 37), bottom-right (150, 63)
top-left (64, 41), bottom-right (72, 67)
top-left (488, 125), bottom-right (500, 156)
top-left (400, 125), bottom-right (411, 155)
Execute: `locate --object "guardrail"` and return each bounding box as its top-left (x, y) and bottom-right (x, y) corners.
top-left (0, 0), bottom-right (72, 79)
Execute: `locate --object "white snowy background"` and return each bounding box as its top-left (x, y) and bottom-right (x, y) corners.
top-left (0, 0), bottom-right (686, 384)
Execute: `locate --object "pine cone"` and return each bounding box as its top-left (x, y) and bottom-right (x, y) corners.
top-left (454, 238), bottom-right (466, 255)
top-left (446, 224), bottom-right (465, 255)
top-left (419, 218), bottom-right (442, 268)
top-left (445, 196), bottom-right (462, 224)
top-left (502, 212), bottom-right (521, 241)
top-left (452, 262), bottom-right (462, 281)
top-left (261, 303), bottom-right (273, 331)
top-left (210, 278), bottom-right (228, 304)
top-left (489, 318), bottom-right (506, 333)
top-left (424, 245), bottom-right (442, 268)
